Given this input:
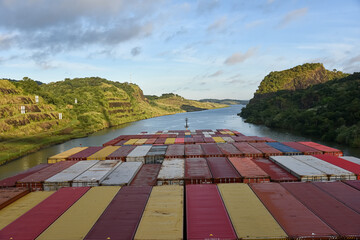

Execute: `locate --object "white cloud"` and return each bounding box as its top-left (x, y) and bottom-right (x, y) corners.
top-left (224, 47), bottom-right (258, 65)
top-left (278, 7), bottom-right (308, 28)
top-left (207, 17), bottom-right (227, 32)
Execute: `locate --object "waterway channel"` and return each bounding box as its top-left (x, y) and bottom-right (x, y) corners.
top-left (1, 105), bottom-right (359, 180)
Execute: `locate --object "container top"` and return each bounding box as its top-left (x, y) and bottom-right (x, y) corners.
top-left (101, 162), bottom-right (142, 185)
top-left (130, 164), bottom-right (161, 186)
top-left (228, 157), bottom-right (269, 178)
top-left (186, 184), bottom-right (237, 240)
top-left (184, 158), bottom-right (212, 179)
top-left (233, 142), bottom-right (262, 155)
top-left (165, 144), bottom-right (185, 156)
top-left (313, 154), bottom-right (360, 175)
top-left (343, 180), bottom-right (360, 191)
top-left (206, 157), bottom-right (241, 179)
top-left (0, 164), bottom-right (50, 187)
top-left (340, 156), bottom-right (360, 165)
top-left (217, 143), bottom-right (242, 155)
top-left (73, 160), bottom-right (120, 183)
top-left (266, 142), bottom-right (301, 153)
top-left (127, 145), bottom-right (152, 158)
top-left (251, 158), bottom-right (298, 181)
top-left (0, 188), bottom-right (29, 209)
top-left (67, 147), bottom-right (103, 159)
top-left (48, 147), bottom-right (88, 160)
top-left (157, 158), bottom-right (184, 180)
top-left (107, 145), bottom-right (136, 158)
top-left (282, 142), bottom-right (322, 154)
top-left (185, 144), bottom-right (204, 156)
top-left (87, 146), bottom-right (121, 159)
top-left (250, 142), bottom-right (283, 154)
top-left (299, 141), bottom-right (342, 153)
top-left (201, 143), bottom-right (223, 156)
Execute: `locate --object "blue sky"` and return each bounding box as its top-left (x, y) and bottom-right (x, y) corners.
top-left (0, 0), bottom-right (359, 100)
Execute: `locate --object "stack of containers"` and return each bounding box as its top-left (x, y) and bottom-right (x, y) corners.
top-left (266, 142), bottom-right (301, 156)
top-left (130, 164), bottom-right (162, 186)
top-left (228, 157), bottom-right (270, 183)
top-left (206, 157), bottom-right (241, 183)
top-left (101, 162), bottom-right (143, 186)
top-left (299, 141), bottom-right (343, 156)
top-left (340, 156), bottom-right (360, 165)
top-left (66, 147), bottom-right (103, 161)
top-left (251, 158), bottom-right (299, 182)
top-left (313, 154), bottom-right (360, 179)
top-left (250, 142), bottom-right (283, 157)
top-left (165, 145), bottom-right (185, 159)
top-left (282, 142), bottom-right (322, 155)
top-left (106, 146), bottom-right (136, 161)
top-left (233, 142), bottom-right (263, 157)
top-left (270, 156), bottom-right (328, 182)
top-left (47, 147), bottom-right (87, 163)
top-left (201, 143), bottom-right (224, 157)
top-left (185, 144), bottom-right (205, 158)
top-left (145, 145), bottom-right (168, 164)
top-left (135, 139), bottom-right (148, 145)
top-left (0, 188), bottom-right (29, 210)
top-left (43, 160), bottom-right (99, 191)
top-left (217, 143), bottom-right (242, 157)
top-left (157, 158), bottom-right (185, 185)
top-left (72, 160), bottom-right (120, 187)
top-left (86, 146), bottom-right (120, 160)
top-left (212, 136), bottom-right (225, 143)
top-left (184, 158), bottom-right (212, 184)
top-left (126, 145), bottom-right (152, 163)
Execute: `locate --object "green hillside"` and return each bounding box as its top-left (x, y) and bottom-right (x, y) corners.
top-left (0, 78), bottom-right (226, 165)
top-left (199, 99), bottom-right (249, 105)
top-left (240, 72), bottom-right (360, 147)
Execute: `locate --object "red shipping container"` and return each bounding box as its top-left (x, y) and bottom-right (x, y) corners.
top-left (165, 144), bottom-right (185, 158)
top-left (233, 142), bottom-right (263, 157)
top-left (217, 143), bottom-right (242, 157)
top-left (85, 186), bottom-right (152, 240)
top-left (0, 164), bottom-right (50, 188)
top-left (228, 157), bottom-right (270, 183)
top-left (313, 154), bottom-right (360, 179)
top-left (144, 138), bottom-right (157, 145)
top-left (106, 145), bottom-right (136, 161)
top-left (186, 184), bottom-right (237, 240)
top-left (155, 138), bottom-right (166, 144)
top-left (204, 137), bottom-right (216, 143)
top-left (0, 187), bottom-right (89, 240)
top-left (201, 144), bottom-right (224, 157)
top-left (250, 183), bottom-right (338, 239)
top-left (185, 158), bottom-right (212, 184)
top-left (114, 140), bottom-right (128, 146)
top-left (282, 142), bottom-right (322, 155)
top-left (299, 142), bottom-right (343, 156)
top-left (193, 137), bottom-right (204, 144)
top-left (281, 182), bottom-right (360, 237)
top-left (16, 161), bottom-right (76, 191)
top-left (184, 138), bottom-right (195, 144)
top-left (343, 180), bottom-right (360, 191)
top-left (185, 145), bottom-right (205, 158)
top-left (67, 146), bottom-right (103, 160)
top-left (206, 157), bottom-right (241, 183)
top-left (312, 181), bottom-right (360, 214)
top-left (175, 138), bottom-right (185, 144)
top-left (0, 188), bottom-right (29, 210)
top-left (130, 164), bottom-right (161, 186)
top-left (251, 158), bottom-right (298, 182)
top-left (249, 142), bottom-right (283, 157)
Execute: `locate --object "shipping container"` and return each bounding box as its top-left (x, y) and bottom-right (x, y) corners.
top-left (43, 160), bottom-right (99, 191)
top-left (0, 187), bottom-right (89, 240)
top-left (340, 156), bottom-right (360, 165)
top-left (251, 158), bottom-right (298, 182)
top-left (47, 147), bottom-right (87, 163)
top-left (16, 161), bottom-right (77, 191)
top-left (114, 140), bottom-right (127, 146)
top-left (206, 157), bottom-right (241, 183)
top-left (184, 137), bottom-right (195, 144)
top-left (204, 137), bottom-right (216, 143)
top-left (85, 186), bottom-right (152, 240)
top-left (184, 158), bottom-right (212, 184)
top-left (185, 144), bottom-right (205, 158)
top-left (218, 183), bottom-right (288, 240)
top-left (343, 180), bottom-right (360, 191)
top-left (269, 156), bottom-right (328, 182)
top-left (193, 137), bottom-right (204, 144)
top-left (299, 142), bottom-right (343, 156)
top-left (72, 160), bottom-right (121, 187)
top-left (0, 188), bottom-right (29, 210)
top-left (281, 182), bottom-right (360, 238)
top-left (165, 138), bottom-right (176, 144)
top-left (312, 181), bottom-right (360, 214)
top-left (144, 138), bottom-right (157, 145)
top-left (67, 146), bottom-right (103, 161)
top-left (201, 143), bottom-right (224, 157)
top-left (157, 158), bottom-right (184, 185)
top-left (126, 145), bottom-right (152, 163)
top-left (293, 155), bottom-right (356, 181)
top-left (258, 137), bottom-right (277, 142)
top-left (86, 146), bottom-right (121, 160)
top-left (250, 142), bottom-right (283, 157)
top-left (250, 183), bottom-right (338, 239)
top-left (135, 139), bottom-right (148, 145)
top-left (37, 186), bottom-right (120, 240)
top-left (313, 154), bottom-right (360, 179)
top-left (101, 162), bottom-right (142, 186)
top-left (124, 139), bottom-right (140, 145)
top-left (145, 145), bottom-right (167, 164)
top-left (266, 142), bottom-right (301, 155)
top-left (130, 164), bottom-right (161, 186)
top-left (175, 138), bottom-right (185, 144)
top-left (221, 136), bottom-right (235, 143)
top-left (232, 136), bottom-right (257, 142)
top-left (155, 137), bottom-right (166, 144)
top-left (0, 164), bottom-right (50, 188)
top-left (217, 143), bottom-right (242, 157)
top-left (282, 142), bottom-right (322, 155)
top-left (106, 145), bottom-right (136, 161)
top-left (134, 185), bottom-right (183, 240)
top-left (165, 144), bottom-right (185, 158)
top-left (0, 191), bottom-right (53, 230)
top-left (186, 184), bottom-right (236, 240)
top-left (233, 142), bottom-right (263, 157)
top-left (228, 157), bottom-right (270, 183)
top-left (212, 136), bottom-right (225, 143)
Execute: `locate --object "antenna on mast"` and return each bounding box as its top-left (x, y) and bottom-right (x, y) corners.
top-left (185, 118), bottom-right (189, 129)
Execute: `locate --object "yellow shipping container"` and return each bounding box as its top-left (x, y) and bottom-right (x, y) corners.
top-left (47, 147), bottom-right (88, 164)
top-left (0, 191), bottom-right (54, 230)
top-left (135, 185), bottom-right (183, 240)
top-left (135, 139), bottom-right (148, 145)
top-left (218, 184), bottom-right (288, 240)
top-left (87, 146), bottom-right (120, 160)
top-left (36, 186), bottom-right (120, 240)
top-left (165, 138), bottom-right (176, 144)
top-left (124, 139), bottom-right (139, 145)
top-left (212, 137), bottom-right (225, 143)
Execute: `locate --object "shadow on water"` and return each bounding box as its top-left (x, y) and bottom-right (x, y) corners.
top-left (1, 105), bottom-right (359, 179)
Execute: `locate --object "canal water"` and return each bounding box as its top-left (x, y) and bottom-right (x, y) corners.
top-left (1, 105), bottom-right (359, 179)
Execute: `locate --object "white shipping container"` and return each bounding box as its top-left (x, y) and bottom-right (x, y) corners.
top-left (222, 137), bottom-right (235, 143)
top-left (72, 160), bottom-right (121, 187)
top-left (293, 155), bottom-right (356, 181)
top-left (101, 162), bottom-right (143, 186)
top-left (269, 156), bottom-right (328, 182)
top-left (126, 145), bottom-right (152, 163)
top-left (157, 158), bottom-right (185, 186)
top-left (43, 160), bottom-right (99, 191)
top-left (340, 156), bottom-right (360, 165)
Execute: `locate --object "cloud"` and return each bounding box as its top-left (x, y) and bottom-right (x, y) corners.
top-left (197, 0), bottom-right (219, 14)
top-left (131, 47), bottom-right (142, 56)
top-left (0, 34), bottom-right (15, 50)
top-left (245, 20), bottom-right (264, 29)
top-left (165, 27), bottom-right (187, 42)
top-left (207, 17), bottom-right (227, 32)
top-left (208, 70), bottom-right (223, 78)
top-left (347, 54), bottom-right (360, 64)
top-left (224, 48), bottom-right (257, 65)
top-left (278, 7), bottom-right (308, 28)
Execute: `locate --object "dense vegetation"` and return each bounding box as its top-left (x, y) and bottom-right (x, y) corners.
top-left (240, 72), bottom-right (360, 147)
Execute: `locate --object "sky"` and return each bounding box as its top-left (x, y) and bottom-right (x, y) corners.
top-left (0, 0), bottom-right (359, 100)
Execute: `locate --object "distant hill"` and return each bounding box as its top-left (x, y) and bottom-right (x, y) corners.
top-left (0, 78), bottom-right (226, 164)
top-left (199, 99), bottom-right (249, 105)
